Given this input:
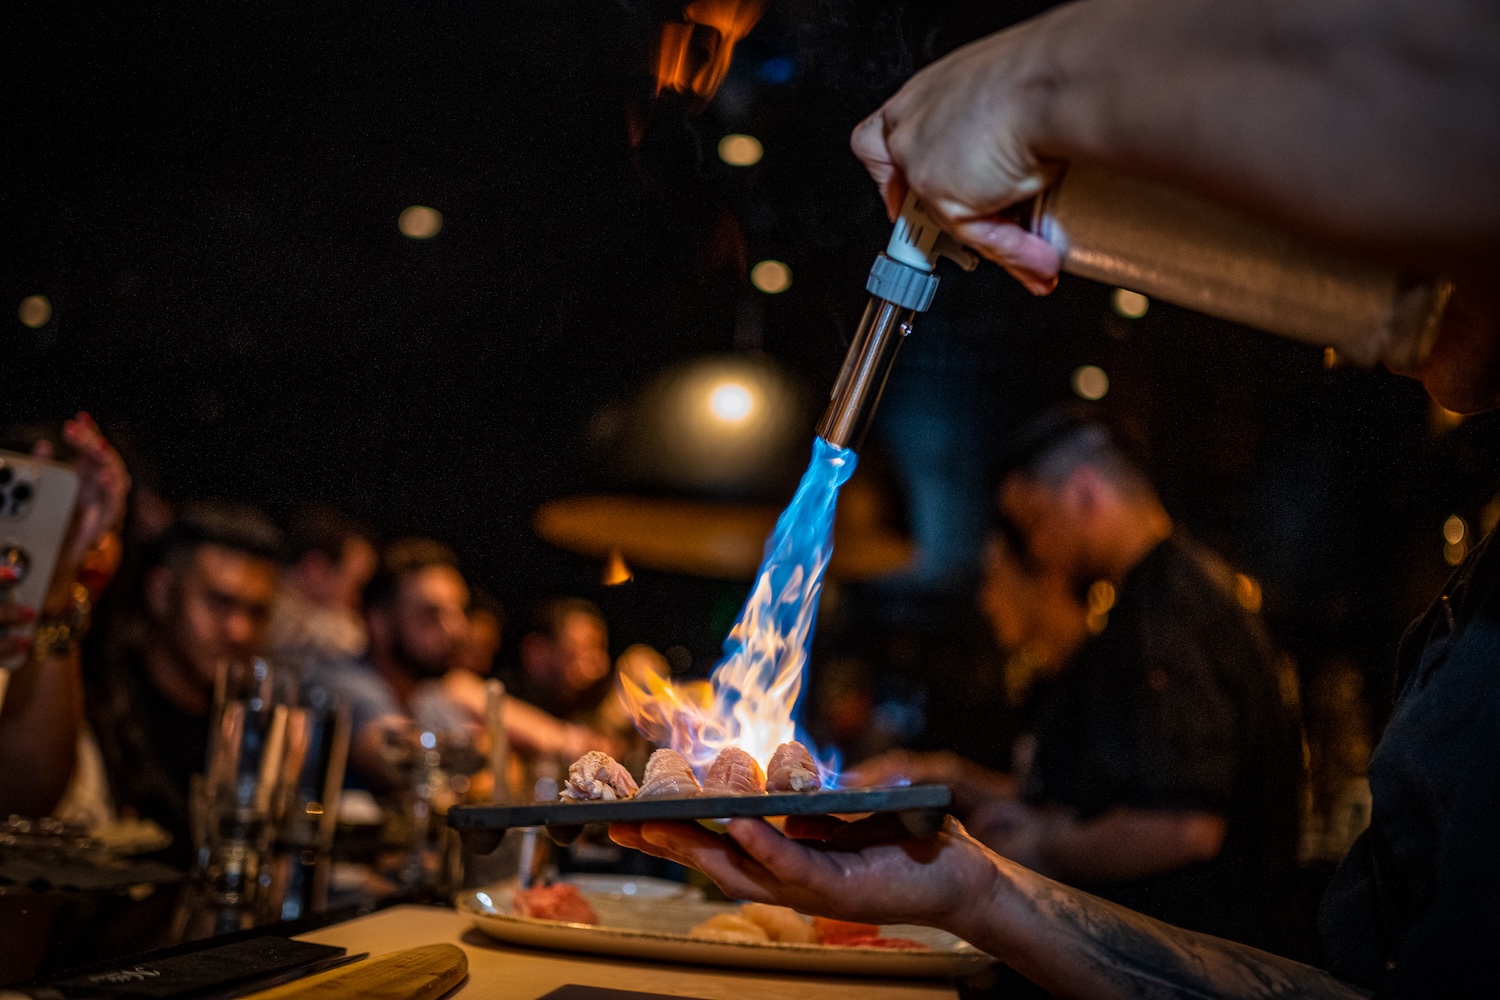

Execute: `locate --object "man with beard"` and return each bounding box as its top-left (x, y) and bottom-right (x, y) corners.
top-left (304, 538), bottom-right (471, 790)
top-left (308, 539), bottom-right (606, 791)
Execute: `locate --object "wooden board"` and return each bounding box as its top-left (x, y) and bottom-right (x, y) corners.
top-left (239, 944), bottom-right (467, 1000)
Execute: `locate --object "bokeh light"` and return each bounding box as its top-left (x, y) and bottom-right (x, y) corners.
top-left (708, 381), bottom-right (754, 423)
top-left (1071, 364), bottom-right (1109, 401)
top-left (398, 205), bottom-right (443, 239)
top-left (1111, 288), bottom-right (1149, 319)
top-left (1234, 573), bottom-right (1263, 613)
top-left (1443, 515), bottom-right (1467, 546)
top-left (751, 260), bottom-right (791, 294)
top-left (18, 295), bottom-right (51, 329)
top-left (1443, 515), bottom-right (1469, 565)
top-left (718, 134), bottom-right (764, 167)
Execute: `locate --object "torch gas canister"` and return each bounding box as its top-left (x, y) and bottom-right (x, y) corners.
top-left (1007, 162), bottom-right (1452, 370)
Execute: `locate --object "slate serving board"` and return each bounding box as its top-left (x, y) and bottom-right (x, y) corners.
top-left (448, 785), bottom-right (951, 853)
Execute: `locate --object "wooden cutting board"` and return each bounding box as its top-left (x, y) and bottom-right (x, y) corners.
top-left (239, 944), bottom-right (467, 1000)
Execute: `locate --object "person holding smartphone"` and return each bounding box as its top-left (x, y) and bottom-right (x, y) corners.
top-left (0, 414), bottom-right (130, 817)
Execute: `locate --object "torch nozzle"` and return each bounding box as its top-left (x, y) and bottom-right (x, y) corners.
top-left (817, 195), bottom-right (974, 452)
top-left (816, 295), bottom-right (915, 450)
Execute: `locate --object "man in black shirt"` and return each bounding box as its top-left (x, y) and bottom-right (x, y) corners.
top-left (859, 415), bottom-right (1305, 954)
top-left (88, 502), bottom-right (282, 867)
top-left (1318, 531), bottom-right (1500, 991)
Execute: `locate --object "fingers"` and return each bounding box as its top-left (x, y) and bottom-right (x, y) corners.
top-left (849, 112), bottom-right (906, 222)
top-left (727, 818), bottom-right (842, 889)
top-left (947, 217), bottom-right (1061, 295)
top-left (632, 821), bottom-right (783, 904)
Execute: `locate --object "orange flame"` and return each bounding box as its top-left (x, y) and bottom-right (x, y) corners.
top-left (655, 0), bottom-right (766, 101)
top-left (618, 440), bottom-right (854, 781)
top-left (618, 563), bottom-right (816, 774)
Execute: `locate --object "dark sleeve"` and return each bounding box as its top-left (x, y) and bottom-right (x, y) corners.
top-left (1382, 689), bottom-right (1500, 997)
top-left (1091, 594), bottom-right (1240, 815)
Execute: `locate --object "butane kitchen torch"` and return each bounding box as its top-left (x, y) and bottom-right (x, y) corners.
top-left (817, 195), bottom-right (976, 451)
top-left (818, 166), bottom-right (1452, 451)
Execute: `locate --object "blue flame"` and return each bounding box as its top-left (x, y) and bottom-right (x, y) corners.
top-left (620, 438), bottom-right (856, 786)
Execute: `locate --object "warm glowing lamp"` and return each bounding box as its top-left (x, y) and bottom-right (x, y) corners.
top-left (708, 381), bottom-right (754, 422)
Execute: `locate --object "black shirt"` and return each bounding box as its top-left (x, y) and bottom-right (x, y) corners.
top-left (1320, 531), bottom-right (1500, 996)
top-left (87, 642), bottom-right (209, 870)
top-left (1022, 535), bottom-right (1305, 952)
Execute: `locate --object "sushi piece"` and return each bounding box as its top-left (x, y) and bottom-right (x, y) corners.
top-left (636, 748), bottom-right (703, 799)
top-left (690, 913), bottom-right (770, 944)
top-left (766, 741), bottom-right (821, 792)
top-left (702, 747), bottom-right (766, 795)
top-left (512, 883), bottom-right (598, 924)
top-left (740, 903), bottom-right (818, 944)
top-left (559, 750), bottom-right (639, 802)
top-left (812, 916), bottom-right (881, 945)
top-left (839, 935), bottom-right (929, 950)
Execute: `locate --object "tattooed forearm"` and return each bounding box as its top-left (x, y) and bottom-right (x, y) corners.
top-left (978, 867), bottom-right (1370, 1000)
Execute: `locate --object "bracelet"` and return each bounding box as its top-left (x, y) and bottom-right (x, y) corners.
top-left (34, 583), bottom-right (92, 657)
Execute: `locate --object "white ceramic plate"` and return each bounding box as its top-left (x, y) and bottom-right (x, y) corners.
top-left (456, 883), bottom-right (993, 978)
top-left (559, 873), bottom-right (704, 901)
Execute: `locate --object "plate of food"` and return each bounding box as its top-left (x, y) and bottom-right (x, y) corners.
top-left (456, 880), bottom-right (993, 978)
top-left (448, 744), bottom-right (951, 852)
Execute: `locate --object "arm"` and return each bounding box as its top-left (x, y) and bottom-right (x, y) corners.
top-left (0, 414), bottom-right (129, 817)
top-left (994, 804), bottom-right (1226, 883)
top-left (852, 754), bottom-right (1227, 880)
top-left (856, 0), bottom-right (1500, 278)
top-left (0, 636), bottom-right (83, 816)
top-left (613, 817), bottom-right (1366, 1000)
top-left (846, 750), bottom-right (1017, 815)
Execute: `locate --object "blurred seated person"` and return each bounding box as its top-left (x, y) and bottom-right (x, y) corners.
top-left (511, 597), bottom-right (612, 720)
top-left (306, 540), bottom-right (605, 792)
top-left (0, 414), bottom-right (130, 819)
top-left (855, 411), bottom-right (1305, 954)
top-left (87, 500), bottom-right (282, 863)
top-left (450, 590), bottom-right (505, 677)
top-left (267, 505), bottom-right (377, 667)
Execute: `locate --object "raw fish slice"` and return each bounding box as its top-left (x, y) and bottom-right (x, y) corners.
top-left (766, 741), bottom-right (820, 792)
top-left (702, 747), bottom-right (766, 794)
top-left (637, 748), bottom-right (703, 799)
top-left (559, 750), bottom-right (639, 802)
top-left (512, 883), bottom-right (598, 924)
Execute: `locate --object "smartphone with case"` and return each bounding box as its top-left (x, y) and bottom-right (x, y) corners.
top-left (0, 449), bottom-right (80, 672)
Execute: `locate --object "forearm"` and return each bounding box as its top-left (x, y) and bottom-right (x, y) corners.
top-left (1037, 808), bottom-right (1225, 882)
top-left (958, 855), bottom-right (1368, 1000)
top-left (1025, 0), bottom-right (1500, 265)
top-left (0, 651), bottom-right (82, 816)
